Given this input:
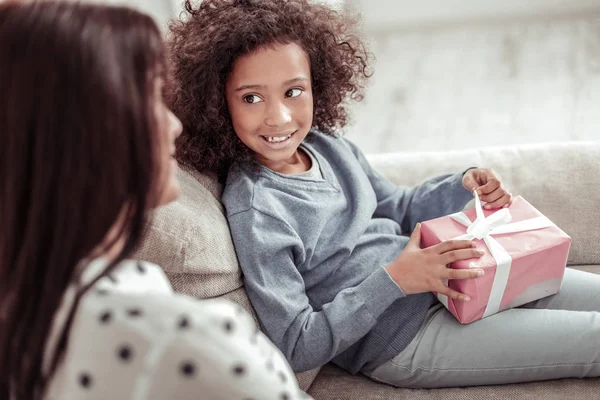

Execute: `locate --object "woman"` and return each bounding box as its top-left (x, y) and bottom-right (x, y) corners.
top-left (0, 2), bottom-right (309, 399)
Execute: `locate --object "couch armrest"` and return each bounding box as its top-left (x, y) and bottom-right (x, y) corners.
top-left (366, 141), bottom-right (600, 266)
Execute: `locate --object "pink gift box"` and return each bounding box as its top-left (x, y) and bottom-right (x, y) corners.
top-left (421, 196), bottom-right (571, 324)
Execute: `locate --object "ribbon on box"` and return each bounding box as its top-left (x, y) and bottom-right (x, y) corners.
top-left (437, 191), bottom-right (555, 318)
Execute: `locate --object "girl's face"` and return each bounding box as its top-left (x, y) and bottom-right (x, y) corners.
top-left (154, 78), bottom-right (183, 206)
top-left (225, 42), bottom-right (314, 171)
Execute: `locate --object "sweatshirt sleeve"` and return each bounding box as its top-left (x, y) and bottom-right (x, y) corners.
top-left (227, 207), bottom-right (405, 372)
top-left (342, 138), bottom-right (474, 233)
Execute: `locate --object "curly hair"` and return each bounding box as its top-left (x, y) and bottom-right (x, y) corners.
top-left (168, 0), bottom-right (372, 178)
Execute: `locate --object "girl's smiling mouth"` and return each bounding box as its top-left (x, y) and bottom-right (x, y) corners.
top-left (260, 130), bottom-right (297, 148)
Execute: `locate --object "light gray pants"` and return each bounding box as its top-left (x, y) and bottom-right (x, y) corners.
top-left (364, 268), bottom-right (600, 388)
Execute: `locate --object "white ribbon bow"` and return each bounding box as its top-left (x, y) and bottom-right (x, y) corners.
top-left (437, 191), bottom-right (554, 318)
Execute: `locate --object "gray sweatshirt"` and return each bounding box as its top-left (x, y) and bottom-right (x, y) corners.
top-left (223, 131), bottom-right (473, 374)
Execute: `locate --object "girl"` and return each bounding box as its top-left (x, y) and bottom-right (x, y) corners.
top-left (169, 0), bottom-right (600, 389)
top-left (0, 2), bottom-right (310, 399)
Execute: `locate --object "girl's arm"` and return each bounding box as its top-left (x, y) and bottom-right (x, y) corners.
top-left (342, 138), bottom-right (473, 233)
top-left (228, 207), bottom-right (405, 372)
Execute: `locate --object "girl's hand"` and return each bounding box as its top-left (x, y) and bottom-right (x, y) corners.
top-left (462, 168), bottom-right (513, 209)
top-left (385, 223), bottom-right (485, 302)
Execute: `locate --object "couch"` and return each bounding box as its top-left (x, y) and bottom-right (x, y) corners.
top-left (133, 140), bottom-right (600, 399)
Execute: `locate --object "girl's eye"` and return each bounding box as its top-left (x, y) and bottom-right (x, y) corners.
top-left (243, 94), bottom-right (263, 104)
top-left (285, 88), bottom-right (303, 98)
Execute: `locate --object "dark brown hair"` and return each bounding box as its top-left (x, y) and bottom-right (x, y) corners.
top-left (0, 2), bottom-right (166, 398)
top-left (169, 0), bottom-right (372, 178)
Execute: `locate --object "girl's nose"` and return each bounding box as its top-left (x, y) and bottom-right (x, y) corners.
top-left (264, 101), bottom-right (292, 127)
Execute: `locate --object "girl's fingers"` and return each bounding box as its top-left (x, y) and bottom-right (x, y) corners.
top-left (441, 248), bottom-right (484, 264)
top-left (479, 184), bottom-right (506, 203)
top-left (436, 268), bottom-right (484, 302)
top-left (432, 239), bottom-right (474, 255)
top-left (444, 267), bottom-right (485, 280)
top-left (484, 192), bottom-right (512, 209)
top-left (476, 178), bottom-right (501, 195)
top-left (481, 187), bottom-right (505, 206)
top-left (436, 285), bottom-right (471, 302)
top-left (406, 223), bottom-right (422, 249)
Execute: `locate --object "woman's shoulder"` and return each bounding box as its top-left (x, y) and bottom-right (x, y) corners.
top-left (48, 259), bottom-right (305, 399)
top-left (84, 258), bottom-right (173, 296)
top-left (77, 259), bottom-right (251, 329)
top-left (77, 268), bottom-right (250, 341)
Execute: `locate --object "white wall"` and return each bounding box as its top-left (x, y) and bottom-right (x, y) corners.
top-left (84, 0), bottom-right (345, 31)
top-left (86, 0), bottom-right (179, 31)
top-left (349, 0), bottom-right (600, 30)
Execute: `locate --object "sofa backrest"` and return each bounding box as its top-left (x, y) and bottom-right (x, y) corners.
top-left (368, 141), bottom-right (600, 266)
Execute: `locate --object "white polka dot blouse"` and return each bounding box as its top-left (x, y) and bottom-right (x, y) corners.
top-left (43, 258), bottom-right (312, 400)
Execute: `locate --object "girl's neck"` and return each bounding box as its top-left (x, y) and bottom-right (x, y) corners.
top-left (257, 147), bottom-right (311, 175)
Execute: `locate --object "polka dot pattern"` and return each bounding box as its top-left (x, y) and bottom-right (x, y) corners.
top-left (223, 319), bottom-right (234, 333)
top-left (78, 373), bottom-right (92, 389)
top-left (180, 361), bottom-right (196, 378)
top-left (118, 345), bottom-right (133, 362)
top-left (126, 308), bottom-right (142, 318)
top-left (278, 371), bottom-right (287, 383)
top-left (136, 262), bottom-right (146, 274)
top-left (99, 311), bottom-right (112, 324)
top-left (46, 260), bottom-right (310, 399)
top-left (178, 316), bottom-right (190, 329)
top-left (232, 364), bottom-right (246, 376)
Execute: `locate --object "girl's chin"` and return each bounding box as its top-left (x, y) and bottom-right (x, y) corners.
top-left (256, 148), bottom-right (299, 163)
